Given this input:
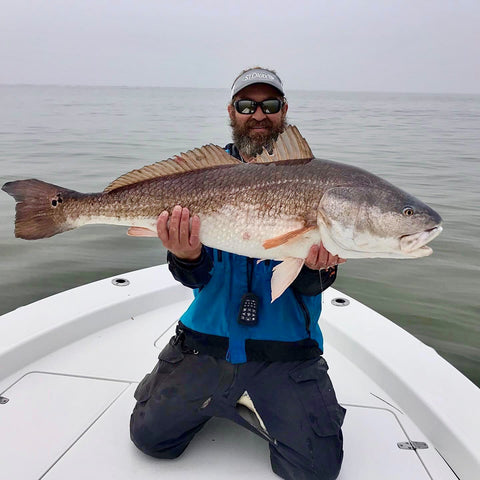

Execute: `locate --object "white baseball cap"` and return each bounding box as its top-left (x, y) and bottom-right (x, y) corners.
top-left (231, 68), bottom-right (285, 98)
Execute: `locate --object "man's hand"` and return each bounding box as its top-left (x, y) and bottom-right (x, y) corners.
top-left (157, 205), bottom-right (202, 261)
top-left (304, 243), bottom-right (346, 270)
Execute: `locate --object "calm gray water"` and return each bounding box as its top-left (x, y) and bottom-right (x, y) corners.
top-left (1, 85), bottom-right (479, 386)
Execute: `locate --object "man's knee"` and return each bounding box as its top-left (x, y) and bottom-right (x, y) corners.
top-left (130, 410), bottom-right (189, 459)
top-left (269, 431), bottom-right (344, 480)
top-left (130, 407), bottom-right (208, 460)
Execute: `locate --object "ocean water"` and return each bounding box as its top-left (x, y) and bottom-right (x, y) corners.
top-left (1, 85), bottom-right (479, 386)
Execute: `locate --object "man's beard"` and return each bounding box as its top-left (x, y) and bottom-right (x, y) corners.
top-left (230, 116), bottom-right (288, 158)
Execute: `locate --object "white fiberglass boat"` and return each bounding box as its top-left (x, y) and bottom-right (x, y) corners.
top-left (0, 264), bottom-right (479, 479)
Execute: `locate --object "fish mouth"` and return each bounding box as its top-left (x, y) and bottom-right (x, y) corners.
top-left (400, 225), bottom-right (443, 256)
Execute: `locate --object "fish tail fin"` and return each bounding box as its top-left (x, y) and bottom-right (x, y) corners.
top-left (2, 179), bottom-right (78, 239)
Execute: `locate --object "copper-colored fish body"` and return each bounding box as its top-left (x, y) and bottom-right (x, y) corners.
top-left (2, 126), bottom-right (443, 301)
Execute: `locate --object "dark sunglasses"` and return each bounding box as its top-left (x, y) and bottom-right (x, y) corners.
top-left (234, 98), bottom-right (284, 115)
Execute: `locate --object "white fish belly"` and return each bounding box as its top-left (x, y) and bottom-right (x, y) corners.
top-left (74, 208), bottom-right (322, 260)
top-left (199, 206), bottom-right (321, 260)
top-left (73, 214), bottom-right (157, 230)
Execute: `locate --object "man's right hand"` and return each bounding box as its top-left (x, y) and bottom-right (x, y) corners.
top-left (157, 205), bottom-right (202, 261)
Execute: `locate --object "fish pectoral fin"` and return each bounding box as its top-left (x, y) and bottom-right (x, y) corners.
top-left (263, 225), bottom-right (316, 249)
top-left (271, 257), bottom-right (305, 302)
top-left (127, 226), bottom-right (157, 237)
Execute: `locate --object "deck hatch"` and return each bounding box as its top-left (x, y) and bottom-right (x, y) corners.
top-left (0, 372), bottom-right (129, 479)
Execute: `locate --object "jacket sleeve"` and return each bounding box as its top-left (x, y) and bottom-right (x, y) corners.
top-left (167, 246), bottom-right (213, 289)
top-left (290, 265), bottom-right (338, 296)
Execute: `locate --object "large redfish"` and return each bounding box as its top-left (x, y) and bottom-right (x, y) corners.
top-left (2, 126), bottom-right (442, 301)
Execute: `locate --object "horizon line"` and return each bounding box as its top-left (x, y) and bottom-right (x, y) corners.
top-left (0, 83), bottom-right (478, 96)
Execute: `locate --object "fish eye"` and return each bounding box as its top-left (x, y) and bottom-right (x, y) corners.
top-left (402, 206), bottom-right (415, 216)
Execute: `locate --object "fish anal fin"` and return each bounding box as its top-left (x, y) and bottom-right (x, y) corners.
top-left (263, 225), bottom-right (316, 250)
top-left (127, 226), bottom-right (157, 237)
top-left (104, 145), bottom-right (240, 193)
top-left (271, 258), bottom-right (305, 302)
top-left (251, 125), bottom-right (313, 164)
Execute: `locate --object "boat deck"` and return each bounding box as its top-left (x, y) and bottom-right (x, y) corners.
top-left (1, 265), bottom-right (478, 479)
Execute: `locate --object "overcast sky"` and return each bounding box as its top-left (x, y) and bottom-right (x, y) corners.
top-left (1, 0), bottom-right (479, 94)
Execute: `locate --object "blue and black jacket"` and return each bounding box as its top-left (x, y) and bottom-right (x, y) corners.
top-left (167, 143), bottom-right (337, 364)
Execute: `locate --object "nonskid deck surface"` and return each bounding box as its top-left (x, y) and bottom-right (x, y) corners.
top-left (0, 265), bottom-right (476, 479)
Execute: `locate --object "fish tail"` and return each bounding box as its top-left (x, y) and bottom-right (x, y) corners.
top-left (2, 179), bottom-right (79, 240)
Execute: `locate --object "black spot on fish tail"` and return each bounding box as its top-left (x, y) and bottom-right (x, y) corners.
top-left (2, 179), bottom-right (78, 240)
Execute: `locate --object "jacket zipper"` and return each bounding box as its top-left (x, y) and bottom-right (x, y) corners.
top-left (293, 290), bottom-right (311, 337)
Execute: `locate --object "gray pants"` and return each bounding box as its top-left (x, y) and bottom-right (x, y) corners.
top-left (130, 337), bottom-right (345, 480)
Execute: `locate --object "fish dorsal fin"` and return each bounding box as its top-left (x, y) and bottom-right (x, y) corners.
top-left (251, 125), bottom-right (313, 164)
top-left (104, 144), bottom-right (240, 193)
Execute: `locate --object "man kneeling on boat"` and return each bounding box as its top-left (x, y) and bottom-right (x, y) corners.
top-left (130, 67), bottom-right (346, 480)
